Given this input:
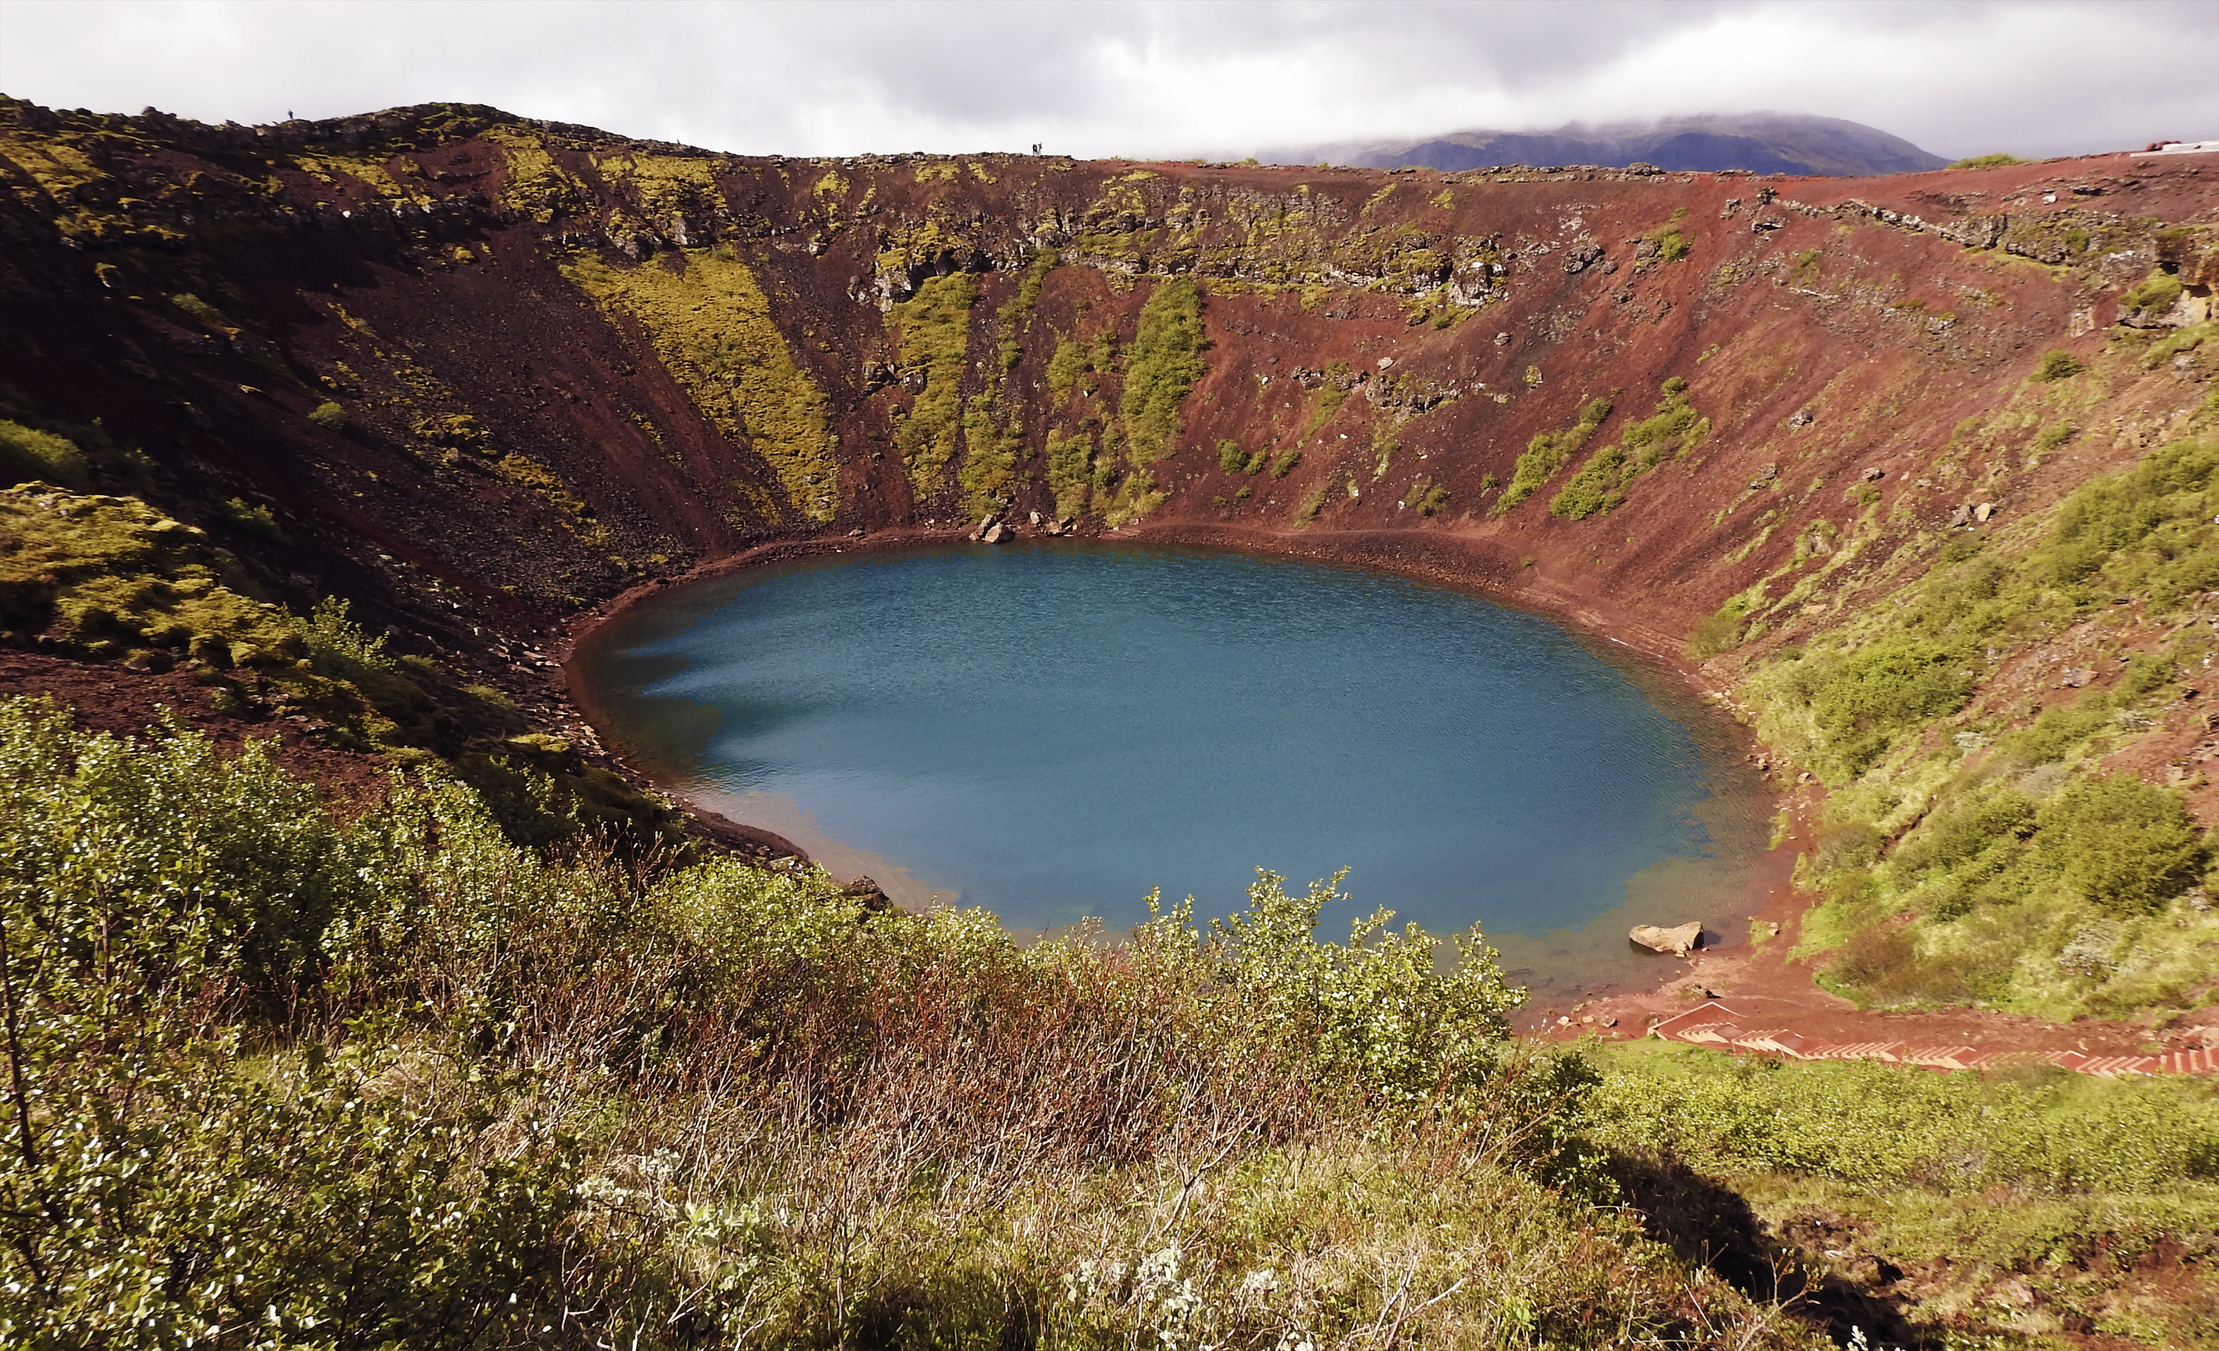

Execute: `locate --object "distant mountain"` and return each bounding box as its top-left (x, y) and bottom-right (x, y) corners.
top-left (1269, 112), bottom-right (1949, 177)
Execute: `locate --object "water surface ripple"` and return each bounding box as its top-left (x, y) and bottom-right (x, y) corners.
top-left (576, 543), bottom-right (1767, 992)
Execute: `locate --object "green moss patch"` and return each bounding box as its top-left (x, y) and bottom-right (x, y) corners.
top-left (0, 484), bottom-right (297, 664)
top-left (883, 272), bottom-right (977, 503)
top-left (1493, 396), bottom-right (1612, 515)
top-left (1549, 378), bottom-right (1708, 520)
top-left (563, 247), bottom-right (839, 523)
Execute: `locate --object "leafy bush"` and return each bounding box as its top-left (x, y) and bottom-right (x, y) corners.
top-left (0, 417), bottom-right (87, 487)
top-left (307, 400), bottom-right (349, 431)
top-left (2037, 776), bottom-right (2206, 914)
top-left (1590, 1045), bottom-right (2219, 1194)
top-left (1947, 152), bottom-right (2027, 169)
top-left (3, 698), bottom-right (1656, 1347)
top-left (1890, 788), bottom-right (2035, 881)
top-left (215, 494), bottom-right (287, 543)
top-left (1180, 869), bottom-right (1525, 1118)
top-left (2030, 349), bottom-right (2084, 382)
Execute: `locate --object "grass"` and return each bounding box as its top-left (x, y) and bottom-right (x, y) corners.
top-left (0, 483), bottom-right (297, 664)
top-left (1588, 1042), bottom-right (2219, 1349)
top-left (954, 251), bottom-right (1057, 516)
top-left (0, 482), bottom-right (674, 844)
top-left (1744, 429), bottom-right (2219, 1017)
top-left (0, 418), bottom-right (88, 487)
top-left (1949, 153), bottom-right (2028, 169)
top-left (2121, 272), bottom-right (2185, 315)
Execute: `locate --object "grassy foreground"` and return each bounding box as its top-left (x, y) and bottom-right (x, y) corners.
top-left (3, 696), bottom-right (2216, 1348)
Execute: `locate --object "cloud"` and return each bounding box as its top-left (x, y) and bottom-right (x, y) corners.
top-left (0, 0), bottom-right (2210, 160)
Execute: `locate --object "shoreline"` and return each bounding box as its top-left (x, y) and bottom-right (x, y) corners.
top-left (559, 520), bottom-right (1791, 1013)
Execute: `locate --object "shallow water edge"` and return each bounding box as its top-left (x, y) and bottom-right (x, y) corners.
top-left (565, 524), bottom-right (1796, 1005)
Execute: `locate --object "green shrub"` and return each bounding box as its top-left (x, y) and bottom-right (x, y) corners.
top-left (1947, 152), bottom-right (2027, 170)
top-left (2031, 349), bottom-right (2084, 382)
top-left (307, 400), bottom-right (349, 431)
top-left (1892, 788), bottom-right (2035, 879)
top-left (1175, 869), bottom-right (1526, 1118)
top-left (0, 418), bottom-right (88, 487)
top-left (1994, 697), bottom-right (2113, 763)
top-left (1269, 447), bottom-right (1301, 478)
top-left (1806, 637), bottom-right (1978, 777)
top-left (1550, 379), bottom-right (1705, 521)
top-left (1044, 425), bottom-right (1095, 519)
top-left (1217, 437), bottom-right (1247, 472)
top-left (1547, 442), bottom-right (1624, 520)
top-left (2037, 776), bottom-right (2205, 914)
top-left (0, 697), bottom-right (1630, 1345)
top-left (216, 494), bottom-right (287, 543)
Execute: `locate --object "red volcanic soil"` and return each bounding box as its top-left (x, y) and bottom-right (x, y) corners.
top-left (0, 645), bottom-right (392, 809)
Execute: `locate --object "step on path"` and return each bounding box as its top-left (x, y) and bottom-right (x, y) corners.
top-left (1644, 1004), bottom-right (2215, 1077)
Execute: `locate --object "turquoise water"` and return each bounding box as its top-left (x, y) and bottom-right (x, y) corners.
top-left (574, 543), bottom-right (1767, 991)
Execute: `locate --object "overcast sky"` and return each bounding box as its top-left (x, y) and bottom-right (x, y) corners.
top-left (1, 0), bottom-right (2213, 162)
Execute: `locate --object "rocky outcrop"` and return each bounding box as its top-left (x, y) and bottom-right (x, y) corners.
top-left (841, 876), bottom-right (893, 913)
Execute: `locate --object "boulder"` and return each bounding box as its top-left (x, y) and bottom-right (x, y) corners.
top-left (983, 521), bottom-right (1006, 544)
top-left (1630, 921), bottom-right (1705, 957)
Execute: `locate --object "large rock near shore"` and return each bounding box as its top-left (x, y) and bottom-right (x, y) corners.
top-left (1630, 921), bottom-right (1704, 957)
